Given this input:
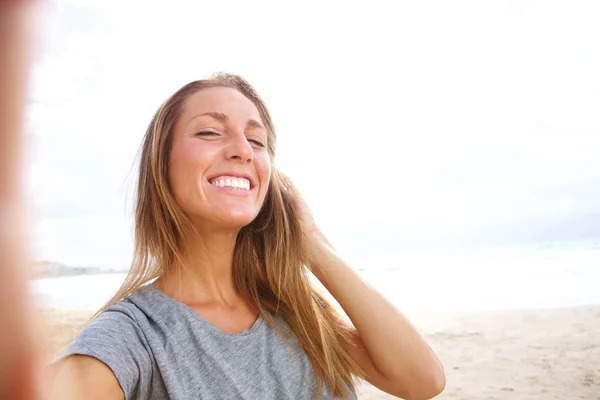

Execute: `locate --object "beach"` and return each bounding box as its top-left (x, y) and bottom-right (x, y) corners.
top-left (40, 305), bottom-right (600, 399)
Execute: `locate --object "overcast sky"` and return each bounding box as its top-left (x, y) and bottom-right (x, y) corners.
top-left (27, 0), bottom-right (600, 268)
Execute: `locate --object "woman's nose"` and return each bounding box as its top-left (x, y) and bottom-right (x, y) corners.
top-left (225, 133), bottom-right (253, 163)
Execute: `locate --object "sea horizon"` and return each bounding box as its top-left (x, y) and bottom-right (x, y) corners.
top-left (31, 240), bottom-right (600, 314)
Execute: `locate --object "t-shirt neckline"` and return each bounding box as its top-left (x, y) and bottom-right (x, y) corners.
top-left (143, 283), bottom-right (264, 337)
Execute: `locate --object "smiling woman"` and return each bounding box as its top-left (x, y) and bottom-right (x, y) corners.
top-left (47, 73), bottom-right (445, 400)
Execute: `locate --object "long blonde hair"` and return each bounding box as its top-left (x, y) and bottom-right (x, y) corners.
top-left (94, 73), bottom-right (363, 397)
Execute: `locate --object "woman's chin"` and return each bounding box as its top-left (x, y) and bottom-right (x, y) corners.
top-left (215, 212), bottom-right (258, 230)
top-left (191, 207), bottom-right (261, 232)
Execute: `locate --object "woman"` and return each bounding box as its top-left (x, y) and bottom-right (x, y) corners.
top-left (49, 73), bottom-right (445, 400)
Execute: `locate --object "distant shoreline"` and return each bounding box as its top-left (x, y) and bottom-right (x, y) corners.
top-left (32, 261), bottom-right (128, 279)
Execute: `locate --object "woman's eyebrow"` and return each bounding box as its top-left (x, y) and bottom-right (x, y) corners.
top-left (187, 111), bottom-right (228, 126)
top-left (247, 119), bottom-right (264, 129)
top-left (187, 112), bottom-right (264, 130)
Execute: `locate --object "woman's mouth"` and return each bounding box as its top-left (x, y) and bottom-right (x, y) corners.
top-left (209, 176), bottom-right (252, 191)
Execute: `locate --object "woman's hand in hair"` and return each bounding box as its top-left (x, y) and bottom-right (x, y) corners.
top-left (278, 172), bottom-right (332, 256)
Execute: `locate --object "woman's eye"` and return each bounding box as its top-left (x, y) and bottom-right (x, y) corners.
top-left (195, 131), bottom-right (219, 137)
top-left (249, 139), bottom-right (265, 148)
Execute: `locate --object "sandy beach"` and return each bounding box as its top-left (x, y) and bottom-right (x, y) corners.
top-left (41, 306), bottom-right (600, 399)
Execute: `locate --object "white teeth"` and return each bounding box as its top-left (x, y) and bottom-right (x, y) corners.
top-left (211, 177), bottom-right (251, 190)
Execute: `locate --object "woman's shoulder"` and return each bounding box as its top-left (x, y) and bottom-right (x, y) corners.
top-left (49, 289), bottom-right (163, 399)
top-left (87, 300), bottom-right (145, 335)
top-left (58, 303), bottom-right (148, 362)
top-left (52, 286), bottom-right (160, 363)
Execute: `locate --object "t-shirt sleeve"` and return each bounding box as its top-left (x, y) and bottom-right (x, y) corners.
top-left (55, 304), bottom-right (153, 399)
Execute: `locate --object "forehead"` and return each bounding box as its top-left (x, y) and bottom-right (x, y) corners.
top-left (181, 86), bottom-right (262, 123)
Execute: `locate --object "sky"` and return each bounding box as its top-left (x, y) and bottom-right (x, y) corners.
top-left (26, 0), bottom-right (600, 268)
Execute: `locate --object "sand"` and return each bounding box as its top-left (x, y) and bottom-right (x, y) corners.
top-left (40, 306), bottom-right (600, 399)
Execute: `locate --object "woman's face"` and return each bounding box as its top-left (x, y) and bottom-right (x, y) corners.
top-left (169, 86), bottom-right (272, 230)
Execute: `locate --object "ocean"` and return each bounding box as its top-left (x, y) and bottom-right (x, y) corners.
top-left (30, 241), bottom-right (600, 313)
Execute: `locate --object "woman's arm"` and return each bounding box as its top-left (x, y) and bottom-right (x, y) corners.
top-left (0, 1), bottom-right (42, 399)
top-left (310, 242), bottom-right (445, 400)
top-left (282, 175), bottom-right (445, 400)
top-left (0, 5), bottom-right (125, 399)
top-left (49, 356), bottom-right (125, 400)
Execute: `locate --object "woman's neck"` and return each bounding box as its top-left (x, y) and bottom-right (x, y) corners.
top-left (156, 228), bottom-right (241, 307)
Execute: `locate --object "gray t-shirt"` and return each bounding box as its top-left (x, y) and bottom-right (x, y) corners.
top-left (59, 284), bottom-right (357, 400)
